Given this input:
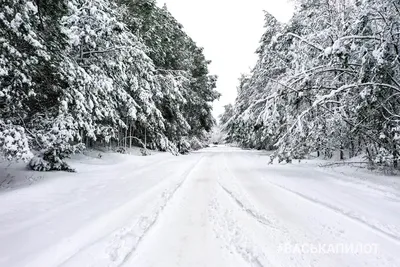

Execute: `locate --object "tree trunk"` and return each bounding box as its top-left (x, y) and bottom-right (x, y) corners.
top-left (340, 143), bottom-right (344, 160)
top-left (125, 121), bottom-right (128, 149)
top-left (393, 144), bottom-right (398, 169)
top-left (129, 125), bottom-right (132, 149)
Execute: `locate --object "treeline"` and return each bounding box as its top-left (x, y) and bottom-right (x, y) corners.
top-left (0, 0), bottom-right (219, 171)
top-left (222, 0), bottom-right (400, 168)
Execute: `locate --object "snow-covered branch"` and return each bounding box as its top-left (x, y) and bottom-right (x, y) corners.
top-left (287, 33), bottom-right (324, 52)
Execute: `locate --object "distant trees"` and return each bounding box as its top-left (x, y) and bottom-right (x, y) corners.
top-left (120, 0), bottom-right (220, 145)
top-left (223, 0), bottom-right (400, 168)
top-left (0, 0), bottom-right (219, 170)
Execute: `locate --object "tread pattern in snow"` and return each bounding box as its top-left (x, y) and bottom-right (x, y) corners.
top-left (266, 180), bottom-right (400, 244)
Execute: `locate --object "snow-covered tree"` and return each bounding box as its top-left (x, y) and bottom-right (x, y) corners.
top-left (1, 0), bottom-right (219, 169)
top-left (225, 0), bottom-right (400, 168)
top-left (120, 0), bottom-right (220, 144)
top-left (0, 0), bottom-right (74, 166)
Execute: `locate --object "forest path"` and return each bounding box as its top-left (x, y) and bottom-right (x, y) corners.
top-left (0, 146), bottom-right (399, 266)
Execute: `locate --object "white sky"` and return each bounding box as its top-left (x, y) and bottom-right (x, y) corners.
top-left (156, 0), bottom-right (295, 117)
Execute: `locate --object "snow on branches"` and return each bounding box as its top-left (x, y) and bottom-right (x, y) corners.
top-left (0, 0), bottom-right (219, 170)
top-left (224, 0), bottom-right (400, 168)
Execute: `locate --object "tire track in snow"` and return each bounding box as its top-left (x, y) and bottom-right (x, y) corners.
top-left (222, 152), bottom-right (400, 244)
top-left (205, 153), bottom-right (276, 267)
top-left (116, 155), bottom-right (205, 267)
top-left (266, 180), bottom-right (400, 245)
top-left (218, 182), bottom-right (278, 230)
top-left (208, 189), bottom-right (270, 267)
top-left (217, 152), bottom-right (283, 231)
top-left (0, 157), bottom-right (184, 236)
top-left (120, 153), bottom-right (254, 267)
top-left (57, 156), bottom-right (204, 267)
top-left (114, 182), bottom-right (185, 266)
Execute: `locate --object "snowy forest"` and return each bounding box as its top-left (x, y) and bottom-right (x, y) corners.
top-left (222, 0), bottom-right (400, 168)
top-left (0, 0), bottom-right (219, 171)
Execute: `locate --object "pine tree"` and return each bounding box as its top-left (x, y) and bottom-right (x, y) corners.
top-left (0, 0), bottom-right (72, 164)
top-left (225, 0), bottom-right (400, 168)
top-left (1, 0), bottom-right (220, 168)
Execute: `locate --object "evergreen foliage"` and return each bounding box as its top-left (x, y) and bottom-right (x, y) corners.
top-left (223, 0), bottom-right (400, 168)
top-left (0, 0), bottom-right (219, 170)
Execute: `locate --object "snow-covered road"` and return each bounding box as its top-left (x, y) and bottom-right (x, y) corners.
top-left (1, 146), bottom-right (399, 267)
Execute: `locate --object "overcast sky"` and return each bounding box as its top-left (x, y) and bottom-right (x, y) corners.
top-left (156, 0), bottom-right (295, 117)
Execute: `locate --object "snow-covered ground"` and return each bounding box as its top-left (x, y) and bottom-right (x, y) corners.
top-left (0, 146), bottom-right (399, 267)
